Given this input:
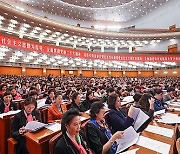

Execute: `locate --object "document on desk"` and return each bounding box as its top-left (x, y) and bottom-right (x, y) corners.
top-left (85, 110), bottom-right (90, 114)
top-left (116, 126), bottom-right (139, 154)
top-left (136, 136), bottom-right (171, 154)
top-left (119, 148), bottom-right (139, 154)
top-left (37, 98), bottom-right (47, 109)
top-left (157, 113), bottom-right (180, 124)
top-left (121, 101), bottom-right (129, 106)
top-left (170, 107), bottom-right (180, 111)
top-left (80, 116), bottom-right (88, 122)
top-left (169, 103), bottom-right (180, 107)
top-left (25, 121), bottom-right (47, 132)
top-left (45, 123), bottom-right (61, 132)
top-left (154, 109), bottom-right (166, 116)
top-left (145, 125), bottom-right (174, 138)
top-left (0, 110), bottom-right (21, 119)
top-left (132, 108), bottom-right (149, 131)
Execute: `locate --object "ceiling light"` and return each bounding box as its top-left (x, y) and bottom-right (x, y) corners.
top-left (0, 15), bottom-right (4, 20)
top-left (10, 19), bottom-right (18, 24)
top-left (45, 29), bottom-right (51, 33)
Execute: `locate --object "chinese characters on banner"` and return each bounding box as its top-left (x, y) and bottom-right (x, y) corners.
top-left (0, 35), bottom-right (180, 62)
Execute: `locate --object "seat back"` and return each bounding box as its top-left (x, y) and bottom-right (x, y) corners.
top-left (104, 111), bottom-right (112, 129)
top-left (49, 132), bottom-right (62, 154)
top-left (66, 103), bottom-right (71, 110)
top-left (8, 138), bottom-right (17, 154)
top-left (39, 107), bottom-right (48, 124)
top-left (81, 120), bottom-right (89, 134)
top-left (172, 124), bottom-right (180, 154)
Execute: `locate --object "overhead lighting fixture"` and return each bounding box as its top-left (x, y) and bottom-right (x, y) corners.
top-left (0, 47), bottom-right (9, 52)
top-left (0, 15), bottom-right (4, 20)
top-left (10, 19), bottom-right (18, 24)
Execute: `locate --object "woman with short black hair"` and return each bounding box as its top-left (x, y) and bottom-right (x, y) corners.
top-left (54, 108), bottom-right (92, 154)
top-left (70, 92), bottom-right (86, 112)
top-left (82, 91), bottom-right (94, 111)
top-left (0, 91), bottom-right (17, 113)
top-left (87, 102), bottom-right (123, 154)
top-left (11, 97), bottom-right (40, 154)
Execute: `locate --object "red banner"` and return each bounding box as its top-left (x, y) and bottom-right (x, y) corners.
top-left (0, 34), bottom-right (180, 62)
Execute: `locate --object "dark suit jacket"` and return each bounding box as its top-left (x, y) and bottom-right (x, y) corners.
top-left (54, 132), bottom-right (91, 154)
top-left (70, 102), bottom-right (86, 112)
top-left (109, 108), bottom-right (134, 132)
top-left (11, 109), bottom-right (40, 154)
top-left (45, 97), bottom-right (53, 104)
top-left (87, 123), bottom-right (110, 154)
top-left (82, 99), bottom-right (93, 111)
top-left (0, 101), bottom-right (17, 114)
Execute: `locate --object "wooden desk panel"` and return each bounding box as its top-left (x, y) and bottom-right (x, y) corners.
top-left (0, 115), bottom-right (13, 154)
top-left (25, 128), bottom-right (60, 154)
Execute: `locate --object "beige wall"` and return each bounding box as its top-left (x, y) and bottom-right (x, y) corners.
top-left (154, 68), bottom-right (180, 77)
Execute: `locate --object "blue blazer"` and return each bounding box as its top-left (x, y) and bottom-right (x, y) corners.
top-left (154, 99), bottom-right (167, 111)
top-left (109, 108), bottom-right (134, 132)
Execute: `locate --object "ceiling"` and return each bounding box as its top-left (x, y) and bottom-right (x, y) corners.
top-left (0, 1), bottom-right (179, 51)
top-left (1, 0), bottom-right (173, 24)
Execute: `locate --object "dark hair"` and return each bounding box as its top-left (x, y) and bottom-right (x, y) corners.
top-left (72, 92), bottom-right (79, 102)
top-left (90, 102), bottom-right (104, 119)
top-left (86, 90), bottom-right (92, 100)
top-left (137, 93), bottom-right (153, 111)
top-left (167, 87), bottom-right (175, 92)
top-left (29, 91), bottom-right (38, 97)
top-left (3, 91), bottom-right (12, 97)
top-left (0, 84), bottom-right (7, 91)
top-left (61, 108), bottom-right (80, 133)
top-left (133, 93), bottom-right (142, 103)
top-left (54, 92), bottom-right (62, 99)
top-left (107, 94), bottom-right (118, 109)
top-left (48, 89), bottom-right (54, 95)
top-left (154, 89), bottom-right (163, 95)
top-left (24, 97), bottom-right (37, 107)
top-left (66, 89), bottom-right (72, 96)
top-left (106, 88), bottom-right (114, 94)
top-left (29, 86), bottom-right (35, 91)
top-left (9, 86), bottom-right (16, 92)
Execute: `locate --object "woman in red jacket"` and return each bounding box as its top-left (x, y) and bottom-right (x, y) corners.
top-left (48, 92), bottom-right (67, 123)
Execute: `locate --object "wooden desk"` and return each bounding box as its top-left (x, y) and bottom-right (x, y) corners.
top-left (25, 128), bottom-right (60, 154)
top-left (130, 118), bottom-right (176, 154)
top-left (0, 115), bottom-right (14, 154)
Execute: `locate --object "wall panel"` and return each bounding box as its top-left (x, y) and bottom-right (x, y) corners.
top-left (96, 71), bottom-right (108, 77)
top-left (82, 70), bottom-right (94, 77)
top-left (65, 70), bottom-right (78, 76)
top-left (26, 68), bottom-right (43, 76)
top-left (154, 68), bottom-right (180, 77)
top-left (111, 71), bottom-right (123, 77)
top-left (46, 69), bottom-right (60, 76)
top-left (0, 66), bottom-right (22, 75)
top-left (139, 71), bottom-right (154, 77)
top-left (125, 71), bottom-right (138, 77)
